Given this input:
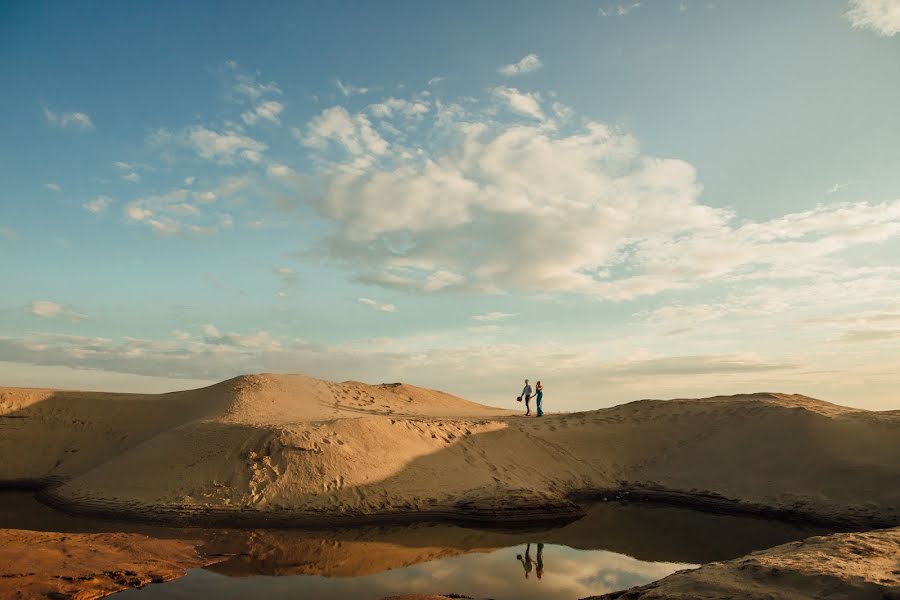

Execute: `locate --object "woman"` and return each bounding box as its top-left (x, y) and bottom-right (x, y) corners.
top-left (535, 381), bottom-right (544, 417)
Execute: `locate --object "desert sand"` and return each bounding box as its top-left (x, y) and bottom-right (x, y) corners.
top-left (2, 373), bottom-right (899, 598)
top-left (583, 526), bottom-right (900, 600)
top-left (2, 373), bottom-right (897, 528)
top-left (0, 528), bottom-right (219, 599)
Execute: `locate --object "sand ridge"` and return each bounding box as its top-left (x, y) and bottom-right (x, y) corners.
top-left (1, 375), bottom-right (898, 528)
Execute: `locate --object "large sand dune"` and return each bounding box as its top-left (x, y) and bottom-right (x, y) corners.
top-left (1, 374), bottom-right (898, 528)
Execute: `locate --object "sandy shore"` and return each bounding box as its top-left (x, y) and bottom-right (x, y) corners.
top-left (0, 528), bottom-right (220, 599)
top-left (2, 373), bottom-right (897, 528)
top-left (583, 526), bottom-right (900, 600)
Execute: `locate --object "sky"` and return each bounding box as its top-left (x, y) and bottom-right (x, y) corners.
top-left (1, 0), bottom-right (899, 410)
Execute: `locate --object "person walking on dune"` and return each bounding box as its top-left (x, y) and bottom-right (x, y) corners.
top-left (521, 379), bottom-right (533, 416)
top-left (535, 380), bottom-right (544, 417)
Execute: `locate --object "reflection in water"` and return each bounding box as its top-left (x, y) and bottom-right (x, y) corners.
top-left (119, 544), bottom-right (694, 600)
top-left (0, 492), bottom-right (834, 599)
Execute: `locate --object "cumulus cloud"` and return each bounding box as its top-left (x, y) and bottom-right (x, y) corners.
top-left (846, 0), bottom-right (900, 36)
top-left (43, 107), bottom-right (93, 130)
top-left (150, 126), bottom-right (267, 165)
top-left (123, 183), bottom-right (240, 236)
top-left (27, 300), bottom-right (87, 322)
top-left (242, 100), bottom-right (285, 125)
top-left (498, 53), bottom-right (543, 76)
top-left (292, 88), bottom-right (900, 301)
top-left (368, 97), bottom-right (430, 119)
top-left (225, 62), bottom-right (282, 101)
top-left (358, 297), bottom-right (397, 312)
top-left (45, 183), bottom-right (62, 192)
top-left (82, 195), bottom-right (113, 215)
top-left (492, 87), bottom-right (546, 121)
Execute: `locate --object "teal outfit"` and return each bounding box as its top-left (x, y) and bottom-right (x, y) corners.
top-left (536, 390), bottom-right (543, 416)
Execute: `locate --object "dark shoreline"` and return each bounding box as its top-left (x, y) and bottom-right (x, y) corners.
top-left (4, 478), bottom-right (892, 532)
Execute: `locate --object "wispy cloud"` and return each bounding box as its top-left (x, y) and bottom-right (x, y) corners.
top-left (44, 183), bottom-right (62, 192)
top-left (492, 86), bottom-right (545, 120)
top-left (27, 300), bottom-right (87, 322)
top-left (335, 79), bottom-right (370, 97)
top-left (43, 107), bottom-right (94, 130)
top-left (358, 297), bottom-right (397, 312)
top-left (472, 312), bottom-right (516, 322)
top-left (598, 2), bottom-right (642, 17)
top-left (498, 53), bottom-right (543, 77)
top-left (82, 195), bottom-right (113, 215)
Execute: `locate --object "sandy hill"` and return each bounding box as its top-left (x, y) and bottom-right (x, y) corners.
top-left (1, 376), bottom-right (897, 528)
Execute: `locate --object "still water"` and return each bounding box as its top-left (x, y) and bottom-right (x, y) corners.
top-left (0, 492), bottom-right (830, 599)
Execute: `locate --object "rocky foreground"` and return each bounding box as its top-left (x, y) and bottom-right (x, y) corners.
top-left (0, 529), bottom-right (220, 599)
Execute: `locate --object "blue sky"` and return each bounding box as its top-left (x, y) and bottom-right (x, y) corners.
top-left (2, 0), bottom-right (899, 409)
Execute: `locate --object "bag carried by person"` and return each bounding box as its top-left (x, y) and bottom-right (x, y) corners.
top-left (516, 396), bottom-right (522, 402)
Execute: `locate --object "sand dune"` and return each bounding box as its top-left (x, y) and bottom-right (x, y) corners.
top-left (583, 527), bottom-right (900, 600)
top-left (1, 375), bottom-right (898, 529)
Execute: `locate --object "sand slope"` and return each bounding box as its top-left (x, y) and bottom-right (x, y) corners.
top-left (1, 375), bottom-right (898, 528)
top-left (584, 526), bottom-right (900, 600)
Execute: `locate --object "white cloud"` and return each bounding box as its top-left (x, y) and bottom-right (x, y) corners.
top-left (368, 97), bottom-right (430, 119)
top-left (82, 195), bottom-right (113, 215)
top-left (599, 2), bottom-right (642, 16)
top-left (267, 163), bottom-right (296, 178)
top-left (492, 86), bottom-right (545, 121)
top-left (184, 176), bottom-right (196, 185)
top-left (498, 53), bottom-right (543, 77)
top-left (242, 100), bottom-right (285, 125)
top-left (44, 107), bottom-right (94, 130)
top-left (27, 300), bottom-right (87, 322)
top-left (472, 312), bottom-right (516, 322)
top-left (335, 79), bottom-right (370, 97)
top-left (122, 172), bottom-right (142, 183)
top-left (226, 63), bottom-right (282, 101)
top-left (552, 102), bottom-right (574, 121)
top-left (427, 76), bottom-right (446, 86)
top-left (300, 106), bottom-right (389, 159)
top-left (297, 93), bottom-right (900, 300)
top-left (846, 0), bottom-right (900, 36)
top-left (45, 183), bottom-right (62, 192)
top-left (358, 297), bottom-right (397, 312)
top-left (150, 126), bottom-right (267, 165)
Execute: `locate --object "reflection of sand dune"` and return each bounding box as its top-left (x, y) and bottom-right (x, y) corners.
top-left (2, 375), bottom-right (898, 529)
top-left (203, 503), bottom-right (826, 577)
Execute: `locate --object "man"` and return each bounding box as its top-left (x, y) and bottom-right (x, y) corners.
top-left (521, 379), bottom-right (533, 416)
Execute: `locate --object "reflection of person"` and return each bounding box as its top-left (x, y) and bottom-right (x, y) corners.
top-left (535, 381), bottom-right (544, 417)
top-left (536, 542), bottom-right (544, 579)
top-left (516, 543), bottom-right (534, 578)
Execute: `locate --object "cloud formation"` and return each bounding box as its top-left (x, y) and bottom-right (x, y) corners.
top-left (43, 108), bottom-right (94, 130)
top-left (27, 300), bottom-right (87, 322)
top-left (498, 53), bottom-right (543, 76)
top-left (82, 195), bottom-right (113, 215)
top-left (358, 297), bottom-right (397, 312)
top-left (846, 0), bottom-right (900, 36)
